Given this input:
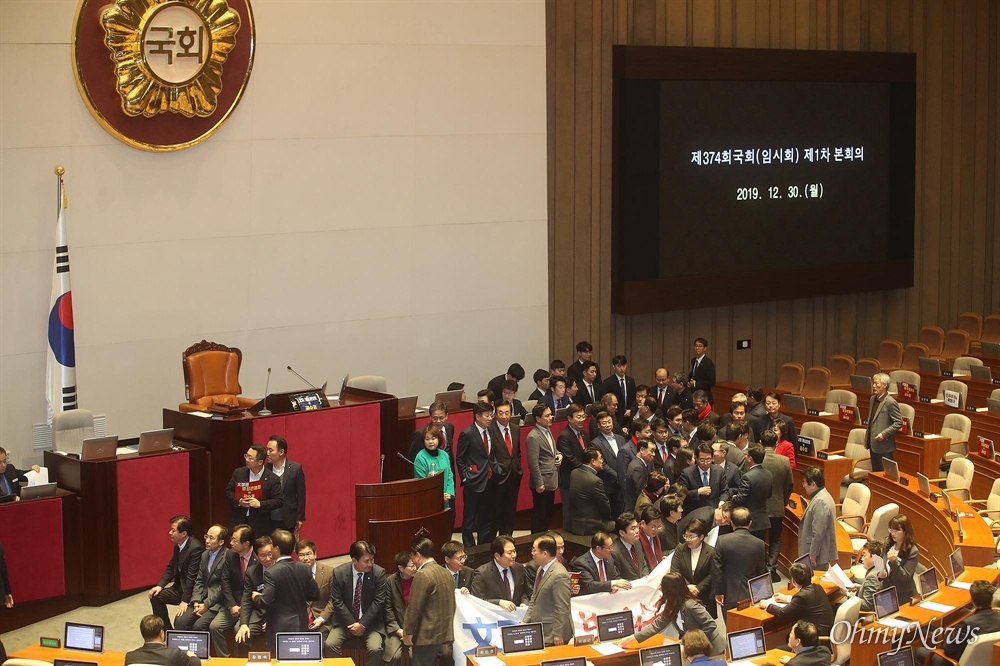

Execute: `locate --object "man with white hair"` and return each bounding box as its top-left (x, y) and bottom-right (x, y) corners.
top-left (865, 372), bottom-right (902, 472)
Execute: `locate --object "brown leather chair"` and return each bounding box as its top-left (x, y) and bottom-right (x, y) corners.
top-left (854, 357), bottom-right (880, 377)
top-left (876, 339), bottom-right (903, 371)
top-left (981, 315), bottom-right (1000, 344)
top-left (180, 340), bottom-right (258, 413)
top-left (919, 325), bottom-right (945, 356)
top-left (801, 366), bottom-right (832, 410)
top-left (828, 354), bottom-right (855, 388)
top-left (775, 362), bottom-right (805, 394)
top-left (935, 329), bottom-right (970, 363)
top-left (900, 342), bottom-right (928, 371)
top-left (957, 311), bottom-right (983, 342)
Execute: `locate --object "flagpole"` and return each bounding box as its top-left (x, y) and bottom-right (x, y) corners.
top-left (47, 165), bottom-right (77, 422)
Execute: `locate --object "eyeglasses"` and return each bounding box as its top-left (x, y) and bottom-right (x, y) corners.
top-left (455, 555), bottom-right (468, 562)
top-left (244, 454), bottom-right (257, 460)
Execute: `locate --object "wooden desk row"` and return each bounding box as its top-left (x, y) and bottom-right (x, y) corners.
top-left (11, 645), bottom-right (354, 666)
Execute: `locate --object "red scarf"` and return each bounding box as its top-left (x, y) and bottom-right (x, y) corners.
top-left (697, 402), bottom-right (712, 420)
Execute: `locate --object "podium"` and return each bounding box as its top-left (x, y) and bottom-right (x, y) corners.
top-left (355, 473), bottom-right (453, 571)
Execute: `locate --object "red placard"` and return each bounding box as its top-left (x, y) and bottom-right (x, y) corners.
top-left (838, 404), bottom-right (857, 422)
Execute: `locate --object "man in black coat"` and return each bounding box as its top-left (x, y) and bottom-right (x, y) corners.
top-left (760, 563), bottom-right (835, 637)
top-left (487, 364), bottom-right (525, 403)
top-left (571, 531), bottom-right (632, 596)
top-left (601, 355), bottom-right (637, 419)
top-left (0, 447), bottom-right (39, 499)
top-left (489, 401), bottom-right (522, 538)
top-left (564, 448), bottom-right (614, 536)
top-left (713, 507), bottom-right (766, 613)
top-left (125, 615), bottom-right (201, 666)
top-left (456, 402), bottom-right (498, 547)
top-left (556, 404), bottom-right (590, 526)
top-left (407, 401), bottom-right (457, 462)
top-left (324, 540), bottom-right (387, 666)
top-left (148, 515), bottom-right (205, 630)
top-left (678, 442), bottom-right (725, 515)
top-left (265, 436), bottom-right (306, 532)
top-left (175, 524), bottom-right (239, 656)
top-left (225, 444), bottom-right (283, 538)
top-left (730, 444), bottom-right (773, 541)
top-left (688, 338), bottom-right (716, 405)
top-left (752, 392), bottom-right (798, 444)
top-left (261, 529), bottom-right (320, 650)
top-left (470, 536), bottom-right (530, 609)
top-left (785, 621), bottom-right (834, 666)
top-left (916, 580), bottom-right (1000, 665)
top-left (235, 535), bottom-right (272, 645)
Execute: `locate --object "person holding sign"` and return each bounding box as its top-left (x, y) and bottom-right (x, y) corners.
top-left (225, 445), bottom-right (283, 538)
top-left (865, 372), bottom-right (902, 472)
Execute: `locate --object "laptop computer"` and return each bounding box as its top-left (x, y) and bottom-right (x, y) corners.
top-left (916, 473), bottom-right (931, 497)
top-left (783, 394), bottom-right (808, 414)
top-left (873, 586), bottom-right (914, 624)
top-left (876, 647), bottom-right (915, 666)
top-left (970, 365), bottom-right (993, 382)
top-left (727, 627), bottom-right (767, 661)
top-left (883, 458), bottom-right (900, 482)
top-left (19, 482), bottom-right (58, 501)
top-left (851, 374), bottom-right (872, 391)
top-left (918, 357), bottom-right (943, 376)
top-left (987, 398), bottom-right (1000, 415)
top-left (981, 341), bottom-right (1000, 358)
top-left (793, 553), bottom-right (813, 572)
top-left (165, 630), bottom-right (210, 659)
top-left (747, 571), bottom-right (774, 604)
top-left (917, 568), bottom-right (940, 599)
top-left (639, 644), bottom-right (683, 666)
top-left (433, 389), bottom-right (464, 411)
top-left (396, 396), bottom-right (418, 418)
top-left (275, 632), bottom-right (323, 663)
top-left (64, 622), bottom-right (104, 653)
top-left (501, 623), bottom-right (545, 654)
top-left (138, 428), bottom-right (173, 454)
top-left (542, 659), bottom-right (587, 666)
top-left (596, 610), bottom-right (634, 641)
top-left (81, 436), bottom-right (119, 461)
top-left (54, 660), bottom-right (98, 666)
top-left (949, 548), bottom-right (965, 579)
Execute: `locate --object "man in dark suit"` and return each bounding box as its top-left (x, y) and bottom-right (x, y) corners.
top-left (713, 507), bottom-right (766, 613)
top-left (572, 531), bottom-right (632, 595)
top-left (602, 355), bottom-right (637, 419)
top-left (566, 341), bottom-right (602, 387)
top-left (499, 380), bottom-right (527, 419)
top-left (637, 506), bottom-right (665, 566)
top-left (688, 338), bottom-right (716, 405)
top-left (730, 444), bottom-right (773, 541)
top-left (591, 409), bottom-right (632, 516)
top-left (760, 563), bottom-right (835, 637)
top-left (487, 364), bottom-right (525, 402)
top-left (490, 401), bottom-right (522, 538)
top-left (175, 524), bottom-right (239, 656)
top-left (407, 401), bottom-right (456, 462)
top-left (526, 368), bottom-right (550, 402)
top-left (544, 376), bottom-right (572, 411)
top-left (573, 361), bottom-right (603, 407)
top-left (470, 536), bottom-right (530, 609)
top-left (456, 402), bottom-right (498, 546)
top-left (658, 495), bottom-right (685, 552)
top-left (261, 529), bottom-right (320, 650)
top-left (711, 441), bottom-right (742, 503)
top-left (297, 540), bottom-right (334, 636)
top-left (523, 534), bottom-right (573, 646)
top-left (564, 447), bottom-right (614, 535)
top-left (761, 431), bottom-right (793, 580)
top-left (149, 515), bottom-right (205, 630)
top-left (0, 447), bottom-right (39, 499)
top-left (224, 445), bottom-right (283, 538)
top-left (785, 621), bottom-right (834, 666)
top-left (265, 436), bottom-right (306, 533)
top-left (324, 540), bottom-right (387, 666)
top-left (403, 538), bottom-right (456, 666)
top-left (752, 392), bottom-right (798, 444)
top-left (623, 438), bottom-right (655, 514)
top-left (916, 580), bottom-right (1000, 665)
top-left (442, 540), bottom-right (474, 591)
top-left (383, 550), bottom-right (416, 666)
top-left (234, 535), bottom-right (272, 645)
top-left (125, 615), bottom-right (201, 666)
top-left (556, 404), bottom-right (590, 525)
top-left (610, 513), bottom-right (649, 580)
top-left (667, 373), bottom-right (694, 411)
top-left (678, 443), bottom-right (725, 515)
top-left (652, 368), bottom-right (672, 412)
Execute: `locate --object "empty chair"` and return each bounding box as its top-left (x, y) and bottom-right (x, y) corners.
top-left (521, 399), bottom-right (538, 415)
top-left (346, 375), bottom-right (388, 393)
top-left (52, 408), bottom-right (96, 457)
top-left (898, 402), bottom-right (915, 428)
top-left (824, 389), bottom-right (858, 414)
top-left (888, 369), bottom-right (920, 394)
top-left (935, 329), bottom-right (971, 361)
top-left (929, 456), bottom-right (974, 501)
top-left (800, 421), bottom-right (830, 452)
top-left (829, 596), bottom-right (862, 665)
top-left (838, 428), bottom-right (872, 481)
top-left (776, 362), bottom-right (805, 394)
top-left (935, 379), bottom-right (969, 408)
top-left (801, 366), bottom-right (832, 410)
top-left (828, 354), bottom-right (855, 388)
top-left (854, 358), bottom-right (880, 377)
top-left (877, 339), bottom-right (904, 371)
top-left (179, 340), bottom-right (257, 413)
top-left (919, 325), bottom-right (945, 356)
top-left (981, 314), bottom-right (1000, 344)
top-left (957, 311), bottom-right (983, 341)
top-left (900, 343), bottom-right (929, 371)
top-left (848, 502), bottom-right (899, 553)
top-left (993, 388), bottom-right (1000, 401)
top-left (970, 478), bottom-right (1000, 533)
top-left (836, 482), bottom-right (871, 533)
top-left (951, 356), bottom-right (983, 374)
top-left (939, 412), bottom-right (972, 461)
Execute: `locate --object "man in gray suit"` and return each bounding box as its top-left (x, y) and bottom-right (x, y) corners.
top-left (175, 524), bottom-right (239, 656)
top-left (591, 410), bottom-right (632, 517)
top-left (865, 372), bottom-right (903, 472)
top-left (265, 436), bottom-right (307, 533)
top-left (798, 468), bottom-right (837, 571)
top-left (523, 534), bottom-right (573, 646)
top-left (325, 540), bottom-right (387, 666)
top-left (403, 538), bottom-right (455, 666)
top-left (525, 403), bottom-right (561, 534)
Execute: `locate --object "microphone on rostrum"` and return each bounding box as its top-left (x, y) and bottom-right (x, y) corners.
top-left (258, 367), bottom-right (272, 416)
top-left (287, 365), bottom-right (319, 390)
top-left (396, 452), bottom-right (415, 466)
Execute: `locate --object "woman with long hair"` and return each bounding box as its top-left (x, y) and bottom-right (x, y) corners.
top-left (618, 572), bottom-right (725, 655)
top-left (881, 514), bottom-right (919, 600)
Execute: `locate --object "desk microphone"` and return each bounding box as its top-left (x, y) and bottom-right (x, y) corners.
top-left (287, 365), bottom-right (328, 393)
top-left (258, 367), bottom-right (272, 416)
top-left (396, 452), bottom-right (415, 466)
top-left (380, 454), bottom-right (385, 481)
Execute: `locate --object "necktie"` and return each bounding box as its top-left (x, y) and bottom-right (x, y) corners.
top-left (620, 378), bottom-right (627, 404)
top-left (598, 559), bottom-right (606, 582)
top-left (454, 572), bottom-right (460, 588)
top-left (241, 555), bottom-right (248, 580)
top-left (589, 384), bottom-right (595, 402)
top-left (534, 568), bottom-right (544, 593)
top-left (650, 535), bottom-right (662, 561)
top-left (658, 388), bottom-right (664, 406)
top-left (441, 429), bottom-right (447, 449)
top-left (576, 431), bottom-right (585, 451)
top-left (504, 427), bottom-right (512, 455)
top-left (0, 475), bottom-right (9, 495)
top-left (630, 545), bottom-right (638, 570)
top-left (702, 470), bottom-right (709, 487)
top-left (660, 444), bottom-right (667, 461)
top-left (352, 572), bottom-right (363, 619)
top-left (483, 429), bottom-right (490, 456)
top-left (694, 358), bottom-right (701, 372)
top-left (501, 568), bottom-right (511, 600)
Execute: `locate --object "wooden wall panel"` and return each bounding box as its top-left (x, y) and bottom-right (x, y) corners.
top-left (548, 0), bottom-right (999, 389)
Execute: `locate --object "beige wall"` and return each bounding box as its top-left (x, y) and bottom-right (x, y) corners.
top-left (548, 0), bottom-right (1000, 389)
top-left (0, 0), bottom-right (548, 466)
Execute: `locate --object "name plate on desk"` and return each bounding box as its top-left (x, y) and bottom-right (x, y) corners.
top-left (476, 646), bottom-right (499, 657)
top-left (787, 499), bottom-right (797, 509)
top-left (807, 409), bottom-right (820, 416)
top-left (248, 653), bottom-right (271, 662)
top-left (942, 370), bottom-right (954, 378)
top-left (573, 635), bottom-right (595, 647)
top-left (899, 382), bottom-right (917, 399)
top-left (914, 431), bottom-right (925, 438)
top-left (994, 379), bottom-right (1000, 386)
top-left (737, 598), bottom-right (752, 611)
top-left (965, 405), bottom-right (978, 412)
top-left (796, 436), bottom-right (815, 456)
top-left (920, 396), bottom-right (931, 403)
top-left (816, 451), bottom-right (829, 460)
top-left (39, 637), bottom-right (61, 649)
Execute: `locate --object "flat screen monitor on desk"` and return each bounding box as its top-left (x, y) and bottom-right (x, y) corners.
top-left (916, 473), bottom-right (931, 497)
top-left (19, 481), bottom-right (57, 501)
top-left (851, 374), bottom-right (872, 391)
top-left (275, 632), bottom-right (323, 663)
top-left (783, 394), bottom-right (807, 414)
top-left (918, 357), bottom-right (942, 375)
top-left (54, 660), bottom-right (98, 666)
top-left (970, 365), bottom-right (993, 382)
top-left (982, 341), bottom-right (1000, 358)
top-left (727, 627), bottom-right (766, 661)
top-left (81, 436), bottom-right (118, 461)
top-left (874, 586), bottom-right (912, 623)
top-left (596, 610), bottom-right (634, 641)
top-left (434, 390), bottom-right (464, 411)
top-left (138, 428), bottom-right (173, 454)
top-left (987, 398), bottom-right (1000, 416)
top-left (396, 396), bottom-right (418, 418)
top-left (747, 572), bottom-right (774, 605)
top-left (883, 458), bottom-right (900, 482)
top-left (639, 644), bottom-right (683, 666)
top-left (542, 659), bottom-right (586, 666)
top-left (918, 568), bottom-right (940, 598)
top-left (501, 623), bottom-right (545, 655)
top-left (949, 548), bottom-right (965, 579)
top-left (165, 630), bottom-right (210, 659)
top-left (793, 553), bottom-right (812, 572)
top-left (877, 646), bottom-right (915, 666)
top-left (64, 622), bottom-right (104, 653)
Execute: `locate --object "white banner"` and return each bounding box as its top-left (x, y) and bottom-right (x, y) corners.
top-left (452, 558), bottom-right (672, 666)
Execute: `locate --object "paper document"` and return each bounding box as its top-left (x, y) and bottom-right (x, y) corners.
top-left (879, 618), bottom-right (917, 629)
top-left (826, 454), bottom-right (846, 460)
top-left (591, 642), bottom-right (625, 656)
top-left (474, 657), bottom-right (505, 666)
top-left (762, 597), bottom-right (788, 608)
top-left (818, 411), bottom-right (834, 416)
top-left (918, 601), bottom-right (956, 613)
top-left (24, 468), bottom-right (49, 486)
top-left (929, 399), bottom-right (944, 403)
top-left (872, 555), bottom-right (887, 576)
top-left (949, 581), bottom-right (972, 590)
top-left (924, 433), bottom-right (944, 439)
top-left (189, 411), bottom-right (212, 418)
top-left (822, 564), bottom-right (854, 590)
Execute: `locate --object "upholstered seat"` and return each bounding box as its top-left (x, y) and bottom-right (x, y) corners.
top-left (776, 362), bottom-right (805, 394)
top-left (919, 325), bottom-right (945, 356)
top-left (876, 339), bottom-right (903, 371)
top-left (801, 366), bottom-right (832, 410)
top-left (52, 408), bottom-right (96, 457)
top-left (179, 340), bottom-right (257, 413)
top-left (828, 355), bottom-right (855, 388)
